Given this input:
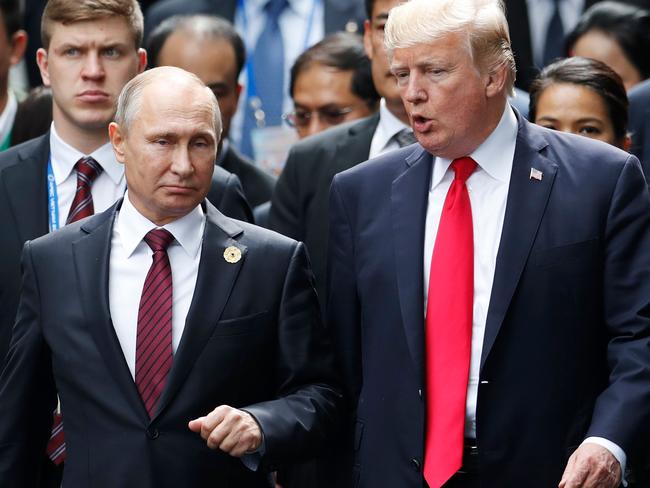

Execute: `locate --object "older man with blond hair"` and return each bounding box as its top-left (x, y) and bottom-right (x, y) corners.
top-left (327, 0), bottom-right (650, 487)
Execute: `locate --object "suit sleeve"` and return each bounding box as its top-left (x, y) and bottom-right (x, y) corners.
top-left (209, 171), bottom-right (254, 223)
top-left (0, 241), bottom-right (57, 486)
top-left (242, 241), bottom-right (343, 467)
top-left (322, 175), bottom-right (362, 486)
top-left (586, 155), bottom-right (650, 459)
top-left (269, 149), bottom-right (304, 241)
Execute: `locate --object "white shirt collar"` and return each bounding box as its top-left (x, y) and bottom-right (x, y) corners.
top-left (0, 91), bottom-right (17, 144)
top-left (116, 191), bottom-right (205, 260)
top-left (374, 98), bottom-right (411, 151)
top-left (49, 122), bottom-right (124, 186)
top-left (430, 103), bottom-right (518, 190)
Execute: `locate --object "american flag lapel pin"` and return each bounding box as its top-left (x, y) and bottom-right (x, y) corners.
top-left (529, 167), bottom-right (543, 181)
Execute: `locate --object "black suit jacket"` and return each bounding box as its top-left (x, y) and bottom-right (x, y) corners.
top-left (270, 114), bottom-right (379, 308)
top-left (505, 0), bottom-right (599, 91)
top-left (0, 134), bottom-right (252, 361)
top-left (328, 114), bottom-right (650, 486)
top-left (629, 78), bottom-right (650, 182)
top-left (220, 144), bottom-right (276, 208)
top-left (145, 0), bottom-right (365, 40)
top-left (0, 199), bottom-right (341, 487)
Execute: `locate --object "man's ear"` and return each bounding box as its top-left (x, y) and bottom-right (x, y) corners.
top-left (137, 48), bottom-right (147, 73)
top-left (363, 20), bottom-right (374, 60)
top-left (36, 48), bottom-right (51, 86)
top-left (485, 64), bottom-right (508, 99)
top-left (108, 122), bottom-right (127, 164)
top-left (9, 30), bottom-right (28, 66)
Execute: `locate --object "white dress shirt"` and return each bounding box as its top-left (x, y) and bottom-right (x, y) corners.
top-left (368, 98), bottom-right (411, 159)
top-left (422, 103), bottom-right (626, 476)
top-left (0, 90), bottom-right (17, 148)
top-left (49, 123), bottom-right (126, 225)
top-left (526, 0), bottom-right (585, 67)
top-left (231, 0), bottom-right (325, 147)
top-left (108, 192), bottom-right (205, 378)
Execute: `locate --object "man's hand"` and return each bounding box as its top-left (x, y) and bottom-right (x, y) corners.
top-left (559, 443), bottom-right (622, 488)
top-left (188, 405), bottom-right (262, 457)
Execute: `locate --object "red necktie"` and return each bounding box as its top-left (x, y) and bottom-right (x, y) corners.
top-left (45, 157), bottom-right (104, 464)
top-left (66, 156), bottom-right (103, 224)
top-left (136, 229), bottom-right (175, 418)
top-left (424, 157), bottom-right (477, 487)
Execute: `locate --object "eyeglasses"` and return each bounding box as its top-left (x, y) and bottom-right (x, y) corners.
top-left (283, 104), bottom-right (366, 128)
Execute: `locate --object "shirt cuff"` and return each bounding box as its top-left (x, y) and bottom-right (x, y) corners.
top-left (240, 437), bottom-right (266, 471)
top-left (582, 437), bottom-right (627, 486)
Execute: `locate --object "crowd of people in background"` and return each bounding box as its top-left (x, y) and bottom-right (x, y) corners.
top-left (0, 0), bottom-right (649, 487)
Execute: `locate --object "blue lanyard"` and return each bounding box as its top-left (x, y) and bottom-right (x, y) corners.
top-left (47, 156), bottom-right (61, 232)
top-left (238, 0), bottom-right (320, 101)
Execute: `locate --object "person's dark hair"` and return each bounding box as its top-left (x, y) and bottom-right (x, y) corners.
top-left (566, 1), bottom-right (650, 81)
top-left (10, 86), bottom-right (53, 147)
top-left (146, 14), bottom-right (246, 78)
top-left (0, 0), bottom-right (23, 38)
top-left (364, 0), bottom-right (374, 19)
top-left (289, 32), bottom-right (379, 109)
top-left (529, 56), bottom-right (629, 142)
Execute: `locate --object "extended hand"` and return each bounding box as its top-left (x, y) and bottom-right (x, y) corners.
top-left (188, 405), bottom-right (262, 457)
top-left (559, 443), bottom-right (621, 488)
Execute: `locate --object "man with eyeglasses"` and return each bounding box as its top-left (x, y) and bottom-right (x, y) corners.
top-left (284, 31), bottom-right (378, 140)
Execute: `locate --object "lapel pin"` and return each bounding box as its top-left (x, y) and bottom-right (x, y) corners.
top-left (529, 167), bottom-right (543, 181)
top-left (223, 246), bottom-right (242, 264)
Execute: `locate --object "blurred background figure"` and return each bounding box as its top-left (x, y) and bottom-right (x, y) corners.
top-left (566, 1), bottom-right (650, 91)
top-left (147, 14), bottom-right (276, 209)
top-left (0, 0), bottom-right (27, 151)
top-left (9, 84), bottom-right (51, 146)
top-left (284, 31), bottom-right (378, 140)
top-left (145, 0), bottom-right (365, 161)
top-left (529, 56), bottom-right (630, 150)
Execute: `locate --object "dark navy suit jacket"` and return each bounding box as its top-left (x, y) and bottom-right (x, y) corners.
top-left (327, 113), bottom-right (650, 487)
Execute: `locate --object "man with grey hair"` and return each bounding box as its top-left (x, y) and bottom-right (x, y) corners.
top-left (0, 66), bottom-right (342, 487)
top-left (327, 0), bottom-right (650, 487)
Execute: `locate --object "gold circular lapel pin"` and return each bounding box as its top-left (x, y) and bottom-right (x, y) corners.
top-left (223, 246), bottom-right (242, 264)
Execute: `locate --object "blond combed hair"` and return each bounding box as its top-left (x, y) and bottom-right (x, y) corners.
top-left (41, 0), bottom-right (144, 49)
top-left (384, 0), bottom-right (516, 94)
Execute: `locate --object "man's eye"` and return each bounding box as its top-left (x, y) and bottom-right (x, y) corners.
top-left (64, 48), bottom-right (80, 56)
top-left (103, 47), bottom-right (120, 58)
top-left (579, 126), bottom-right (601, 135)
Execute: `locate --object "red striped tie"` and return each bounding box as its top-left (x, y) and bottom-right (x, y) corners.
top-left (136, 229), bottom-right (175, 418)
top-left (424, 157), bottom-right (477, 487)
top-left (66, 156), bottom-right (103, 224)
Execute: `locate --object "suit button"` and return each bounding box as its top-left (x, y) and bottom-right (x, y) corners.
top-left (146, 428), bottom-right (159, 439)
top-left (418, 389), bottom-right (423, 399)
top-left (411, 458), bottom-right (421, 472)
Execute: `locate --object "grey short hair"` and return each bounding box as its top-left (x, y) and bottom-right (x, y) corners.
top-left (384, 0), bottom-right (516, 95)
top-left (114, 66), bottom-right (222, 137)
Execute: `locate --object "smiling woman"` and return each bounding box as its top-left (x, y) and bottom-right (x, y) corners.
top-left (529, 56), bottom-right (630, 150)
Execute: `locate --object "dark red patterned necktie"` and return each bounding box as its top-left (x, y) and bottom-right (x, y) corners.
top-left (135, 228), bottom-right (175, 418)
top-left (66, 156), bottom-right (103, 224)
top-left (424, 157), bottom-right (477, 487)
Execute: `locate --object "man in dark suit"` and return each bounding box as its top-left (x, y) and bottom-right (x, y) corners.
top-left (147, 14), bottom-right (276, 208)
top-left (270, 0), bottom-right (411, 304)
top-left (0, 66), bottom-right (341, 487)
top-left (327, 1), bottom-right (650, 487)
top-left (0, 0), bottom-right (252, 362)
top-left (628, 78), bottom-right (650, 182)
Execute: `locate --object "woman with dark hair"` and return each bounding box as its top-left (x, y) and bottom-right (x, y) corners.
top-left (566, 1), bottom-right (650, 91)
top-left (529, 56), bottom-right (631, 150)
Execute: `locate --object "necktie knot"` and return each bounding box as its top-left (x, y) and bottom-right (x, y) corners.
top-left (451, 157), bottom-right (477, 184)
top-left (265, 0), bottom-right (288, 19)
top-left (394, 129), bottom-right (417, 148)
top-left (75, 156), bottom-right (103, 182)
top-left (144, 228), bottom-right (174, 253)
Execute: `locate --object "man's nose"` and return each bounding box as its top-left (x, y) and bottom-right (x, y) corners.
top-left (81, 52), bottom-right (105, 80)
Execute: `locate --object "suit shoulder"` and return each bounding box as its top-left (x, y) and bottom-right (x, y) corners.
top-left (0, 135), bottom-right (47, 172)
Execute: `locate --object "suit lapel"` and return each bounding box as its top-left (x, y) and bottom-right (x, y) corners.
top-left (72, 201), bottom-right (149, 421)
top-left (392, 146), bottom-right (432, 386)
top-left (332, 114), bottom-right (379, 174)
top-left (2, 134), bottom-right (49, 241)
top-left (480, 120), bottom-right (558, 371)
top-left (154, 203), bottom-right (246, 419)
